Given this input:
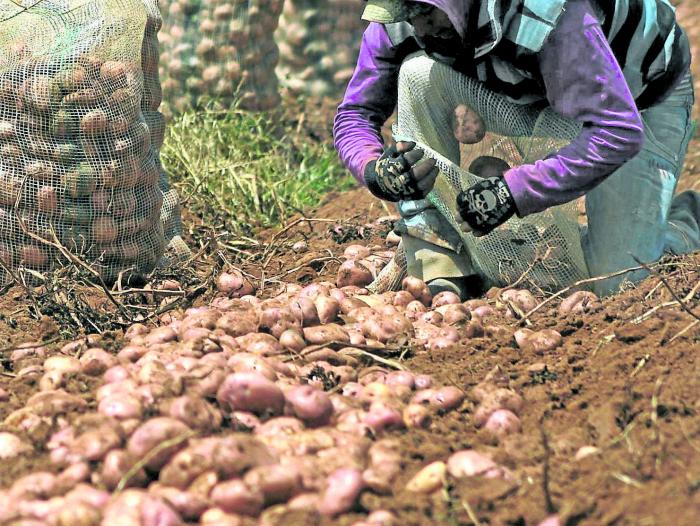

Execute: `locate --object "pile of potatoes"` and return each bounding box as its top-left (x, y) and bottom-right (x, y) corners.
top-left (0, 250), bottom-right (600, 525)
top-left (275, 0), bottom-right (366, 98)
top-left (0, 42), bottom-right (166, 283)
top-left (158, 0), bottom-right (284, 120)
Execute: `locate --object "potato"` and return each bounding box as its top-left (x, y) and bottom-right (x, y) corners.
top-left (484, 409), bottom-right (522, 437)
top-left (361, 313), bottom-right (413, 343)
top-left (217, 271), bottom-right (255, 298)
top-left (284, 385), bottom-right (333, 427)
top-left (210, 479), bottom-right (264, 516)
top-left (343, 244), bottom-right (370, 260)
top-left (336, 260), bottom-right (373, 288)
top-left (516, 329), bottom-right (563, 354)
top-left (0, 432), bottom-right (32, 459)
top-left (243, 464), bottom-right (302, 505)
top-left (500, 288), bottom-right (537, 315)
top-left (227, 353), bottom-right (278, 382)
top-left (165, 395), bottom-right (223, 431)
top-left (558, 290), bottom-right (602, 315)
top-left (303, 324), bottom-right (350, 345)
top-left (126, 417), bottom-right (191, 471)
top-left (99, 450), bottom-right (148, 491)
top-left (216, 372), bottom-right (285, 417)
top-left (279, 329), bottom-right (306, 352)
top-left (317, 468), bottom-right (364, 517)
top-left (452, 104), bottom-right (485, 144)
top-left (149, 485), bottom-right (209, 521)
top-left (403, 403), bottom-right (432, 429)
top-left (447, 450), bottom-right (503, 479)
top-left (405, 461), bottom-right (446, 494)
top-left (80, 109), bottom-right (108, 135)
top-left (401, 276), bottom-right (432, 305)
top-left (431, 291), bottom-right (461, 308)
top-left (20, 245), bottom-right (49, 268)
top-left (98, 394), bottom-right (143, 421)
top-left (315, 295), bottom-right (340, 323)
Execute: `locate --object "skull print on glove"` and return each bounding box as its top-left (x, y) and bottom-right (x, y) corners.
top-left (364, 142), bottom-right (439, 202)
top-left (457, 177), bottom-right (517, 236)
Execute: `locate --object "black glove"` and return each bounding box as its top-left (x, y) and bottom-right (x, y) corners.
top-left (457, 176), bottom-right (517, 236)
top-left (364, 141), bottom-right (438, 202)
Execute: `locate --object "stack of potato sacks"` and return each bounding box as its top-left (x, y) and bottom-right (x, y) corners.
top-left (158, 0), bottom-right (284, 120)
top-left (276, 0), bottom-right (367, 99)
top-left (0, 0), bottom-right (167, 284)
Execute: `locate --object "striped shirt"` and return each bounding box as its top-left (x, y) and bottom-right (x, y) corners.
top-left (384, 0), bottom-right (690, 108)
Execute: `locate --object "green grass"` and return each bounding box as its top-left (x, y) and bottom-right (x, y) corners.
top-left (161, 104), bottom-right (354, 237)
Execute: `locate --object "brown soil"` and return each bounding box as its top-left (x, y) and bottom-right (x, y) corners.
top-left (0, 5), bottom-right (699, 526)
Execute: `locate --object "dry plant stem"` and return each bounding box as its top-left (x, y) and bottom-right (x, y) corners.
top-left (115, 430), bottom-right (197, 494)
top-left (503, 246), bottom-right (553, 291)
top-left (461, 500), bottom-right (484, 526)
top-left (540, 422), bottom-right (556, 515)
top-left (264, 256), bottom-right (341, 283)
top-left (516, 262), bottom-right (679, 326)
top-left (631, 256), bottom-right (700, 323)
top-left (669, 318), bottom-right (700, 343)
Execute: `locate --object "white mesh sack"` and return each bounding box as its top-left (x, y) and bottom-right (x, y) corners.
top-left (140, 0), bottom-right (189, 263)
top-left (275, 0), bottom-right (367, 99)
top-left (158, 0), bottom-right (284, 119)
top-left (0, 0), bottom-right (167, 284)
top-left (393, 53), bottom-right (588, 291)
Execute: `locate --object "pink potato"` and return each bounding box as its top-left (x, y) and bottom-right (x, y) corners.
top-left (500, 288), bottom-right (537, 315)
top-left (537, 516), bottom-right (563, 526)
top-left (211, 479), bottom-right (264, 516)
top-left (447, 450), bottom-right (503, 479)
top-left (288, 297), bottom-right (320, 326)
top-left (126, 417), bottom-right (192, 471)
top-left (215, 311), bottom-right (259, 338)
top-left (165, 395), bottom-right (223, 431)
top-left (284, 385), bottom-right (333, 427)
top-left (343, 244), bottom-right (371, 260)
top-left (452, 104), bottom-right (486, 144)
top-left (100, 449), bottom-right (148, 491)
top-left (236, 333), bottom-right (282, 356)
top-left (80, 348), bottom-right (117, 375)
top-left (516, 329), bottom-right (563, 354)
top-left (426, 326), bottom-right (461, 351)
top-left (318, 468), bottom-right (365, 517)
top-left (303, 323), bottom-right (350, 345)
top-left (0, 432), bottom-right (32, 459)
top-left (149, 485), bottom-right (209, 521)
top-left (101, 490), bottom-right (183, 526)
top-left (217, 272), bottom-right (255, 298)
top-left (315, 295), bottom-right (341, 323)
top-left (364, 401), bottom-right (404, 433)
top-left (436, 304), bottom-right (471, 325)
top-left (431, 291), bottom-right (461, 308)
top-left (403, 403), bottom-right (432, 429)
top-left (200, 508), bottom-right (246, 525)
top-left (484, 409), bottom-right (522, 437)
top-left (259, 306), bottom-right (300, 338)
top-left (340, 296), bottom-right (371, 315)
top-left (337, 260), bottom-right (374, 288)
top-left (401, 276), bottom-right (432, 305)
top-left (98, 394), bottom-right (143, 420)
top-left (361, 313), bottom-right (413, 343)
top-left (227, 353), bottom-right (278, 382)
top-left (558, 291), bottom-right (602, 315)
top-left (243, 463), bottom-right (302, 505)
top-left (216, 373), bottom-right (285, 417)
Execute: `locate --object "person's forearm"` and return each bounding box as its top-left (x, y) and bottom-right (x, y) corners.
top-left (503, 0), bottom-right (644, 216)
top-left (334, 107), bottom-right (385, 183)
top-left (333, 23), bottom-right (401, 184)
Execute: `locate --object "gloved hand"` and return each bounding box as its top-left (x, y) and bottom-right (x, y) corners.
top-left (457, 176), bottom-right (517, 237)
top-left (364, 141), bottom-right (439, 202)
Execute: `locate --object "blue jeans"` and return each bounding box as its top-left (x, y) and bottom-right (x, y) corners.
top-left (582, 72), bottom-right (700, 295)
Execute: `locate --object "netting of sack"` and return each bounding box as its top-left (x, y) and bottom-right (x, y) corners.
top-left (0, 0), bottom-right (167, 285)
top-left (275, 0), bottom-right (366, 98)
top-left (158, 0), bottom-right (284, 120)
top-left (393, 52), bottom-right (589, 291)
top-left (140, 0), bottom-right (188, 263)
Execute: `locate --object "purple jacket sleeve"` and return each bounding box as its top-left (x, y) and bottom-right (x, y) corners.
top-left (503, 0), bottom-right (645, 217)
top-left (333, 23), bottom-right (401, 184)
